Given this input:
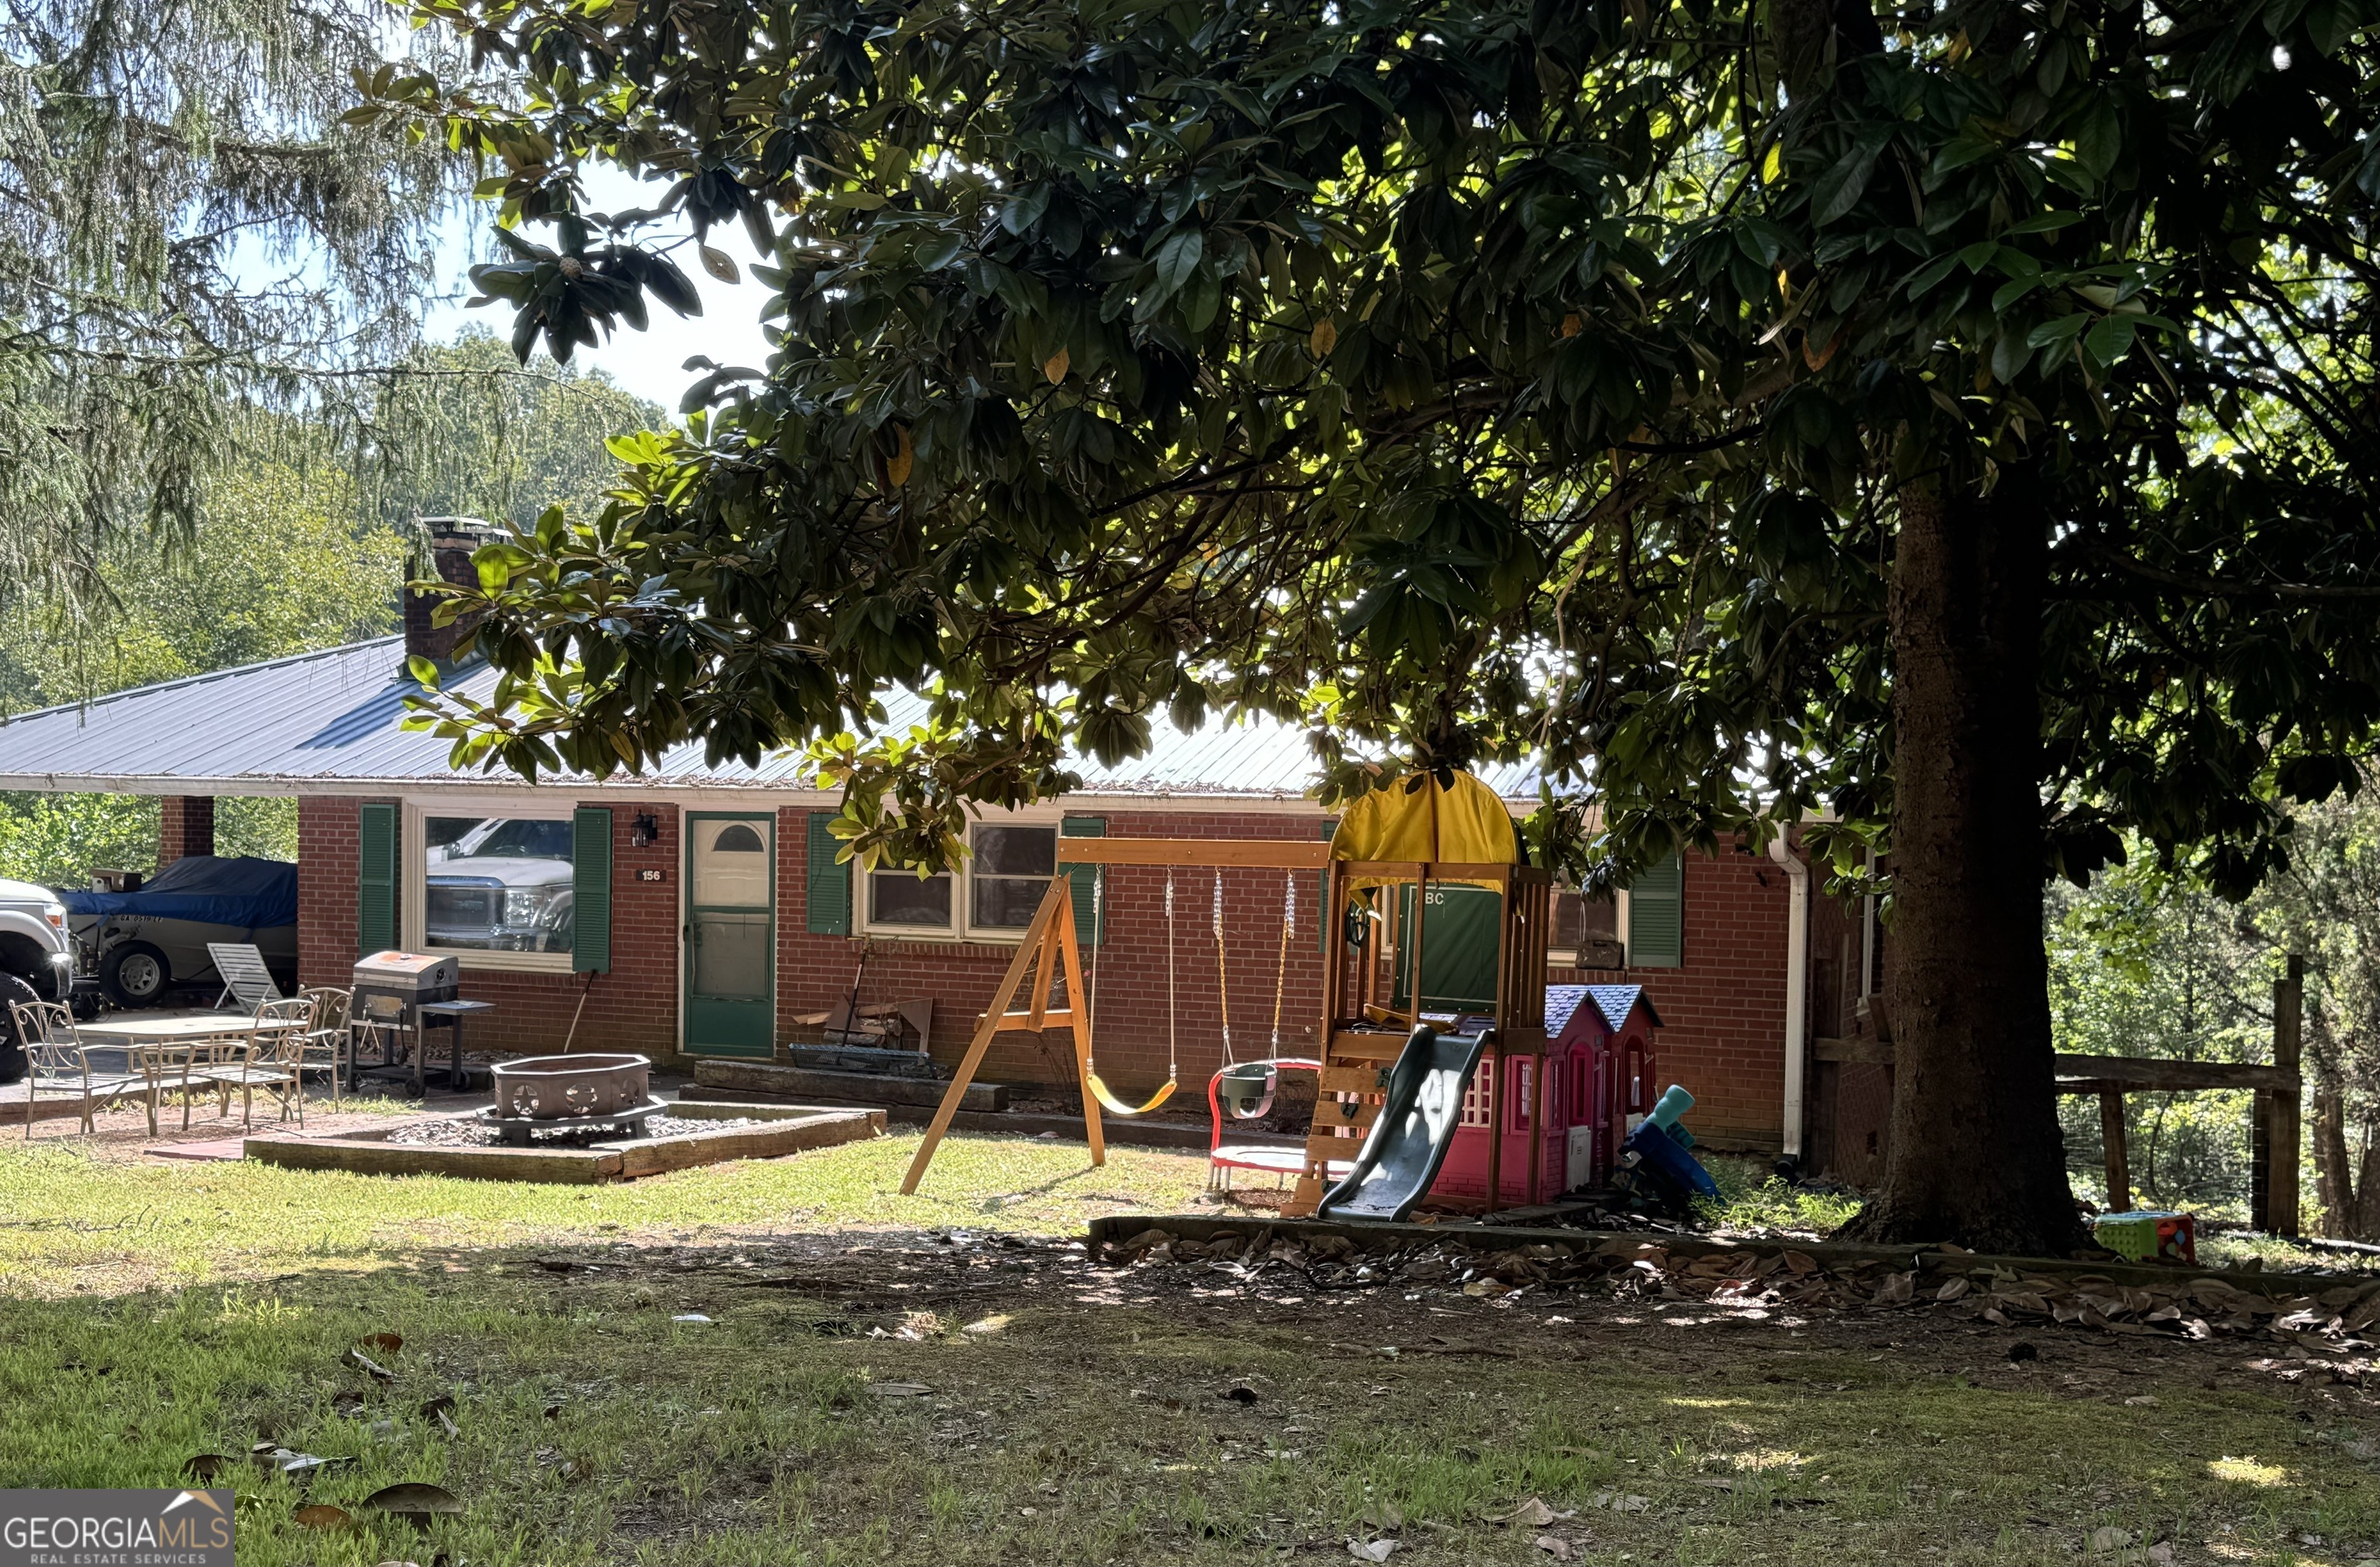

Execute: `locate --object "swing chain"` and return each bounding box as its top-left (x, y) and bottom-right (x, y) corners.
top-left (1269, 870), bottom-right (1295, 1052)
top-left (1212, 870), bottom-right (1233, 1065)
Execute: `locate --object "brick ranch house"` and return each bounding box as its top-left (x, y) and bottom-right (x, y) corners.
top-left (0, 599), bottom-right (1891, 1170)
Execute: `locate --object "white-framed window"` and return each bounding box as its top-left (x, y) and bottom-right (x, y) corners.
top-left (406, 803), bottom-right (579, 973)
top-left (862, 818), bottom-right (1059, 942)
top-left (1549, 887), bottom-right (1629, 969)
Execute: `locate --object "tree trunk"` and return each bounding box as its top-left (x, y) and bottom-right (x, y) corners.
top-left (2313, 1082), bottom-right (2353, 1239)
top-left (1842, 467), bottom-right (2089, 1254)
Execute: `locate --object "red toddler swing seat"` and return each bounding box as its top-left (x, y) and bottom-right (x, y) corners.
top-left (1205, 1058), bottom-right (1354, 1192)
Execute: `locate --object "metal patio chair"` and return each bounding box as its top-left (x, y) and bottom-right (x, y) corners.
top-left (294, 987), bottom-right (353, 1108)
top-left (198, 997), bottom-right (311, 1129)
top-left (11, 1000), bottom-right (150, 1137)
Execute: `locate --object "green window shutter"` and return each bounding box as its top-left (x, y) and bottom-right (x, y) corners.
top-left (1627, 850), bottom-right (1685, 969)
top-left (357, 802), bottom-right (397, 957)
top-left (806, 811), bottom-right (851, 935)
top-left (573, 808), bottom-right (613, 973)
top-left (1061, 815), bottom-right (1106, 946)
top-left (1318, 818), bottom-right (1337, 952)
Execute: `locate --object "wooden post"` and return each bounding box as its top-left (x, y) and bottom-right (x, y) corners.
top-left (2097, 1089), bottom-right (2131, 1213)
top-left (900, 883), bottom-right (1071, 1195)
top-left (1054, 876), bottom-right (1106, 1166)
top-left (2251, 1090), bottom-right (2272, 1233)
top-left (1528, 1051), bottom-right (1546, 1207)
top-left (1487, 1045), bottom-right (1504, 1211)
top-left (2269, 952), bottom-right (2303, 1235)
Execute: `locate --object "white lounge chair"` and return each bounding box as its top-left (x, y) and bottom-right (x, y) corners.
top-left (207, 942), bottom-right (284, 1013)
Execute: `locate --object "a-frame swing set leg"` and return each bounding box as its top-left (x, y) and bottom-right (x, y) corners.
top-left (900, 877), bottom-right (1103, 1194)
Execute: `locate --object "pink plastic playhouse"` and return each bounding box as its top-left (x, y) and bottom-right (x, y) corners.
top-left (1426, 983), bottom-right (1664, 1207)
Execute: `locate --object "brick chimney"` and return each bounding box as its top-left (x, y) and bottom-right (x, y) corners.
top-left (404, 519), bottom-right (494, 667)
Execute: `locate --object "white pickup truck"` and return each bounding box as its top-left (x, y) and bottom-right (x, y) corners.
top-left (0, 875), bottom-right (75, 1081)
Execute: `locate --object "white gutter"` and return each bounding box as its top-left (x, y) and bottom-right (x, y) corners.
top-left (1769, 829), bottom-right (1810, 1163)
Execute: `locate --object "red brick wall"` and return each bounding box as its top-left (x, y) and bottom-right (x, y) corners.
top-left (298, 796), bottom-right (681, 1056)
top-left (298, 796), bottom-right (369, 985)
top-left (1551, 846), bottom-right (1798, 1153)
top-left (773, 807), bottom-right (1335, 1092)
top-left (159, 795), bottom-right (215, 866)
top-left (290, 794), bottom-right (1811, 1147)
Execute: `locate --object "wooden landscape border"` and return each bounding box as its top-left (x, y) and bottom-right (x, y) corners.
top-left (243, 1100), bottom-right (882, 1184)
top-left (1084, 1212), bottom-right (2378, 1300)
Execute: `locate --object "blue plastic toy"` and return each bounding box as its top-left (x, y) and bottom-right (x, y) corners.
top-left (1623, 1084), bottom-right (1719, 1198)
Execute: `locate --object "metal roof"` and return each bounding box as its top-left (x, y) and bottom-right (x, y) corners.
top-left (0, 635), bottom-right (1548, 804)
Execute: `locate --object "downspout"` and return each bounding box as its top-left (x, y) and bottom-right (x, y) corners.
top-left (1769, 831), bottom-right (1810, 1169)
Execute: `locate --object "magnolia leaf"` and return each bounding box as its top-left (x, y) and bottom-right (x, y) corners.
top-left (698, 244), bottom-right (740, 284)
top-left (1151, 228), bottom-right (1204, 302)
top-left (2074, 99), bottom-right (2121, 181)
top-left (1811, 128), bottom-right (1889, 225)
top-left (1310, 318), bottom-right (1338, 356)
top-left (1043, 346), bottom-right (1070, 384)
top-left (294, 1505), bottom-right (355, 1531)
top-left (886, 425), bottom-right (914, 487)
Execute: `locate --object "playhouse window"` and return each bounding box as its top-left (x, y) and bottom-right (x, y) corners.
top-left (1510, 1058), bottom-right (1532, 1131)
top-left (1460, 1059), bottom-right (1494, 1128)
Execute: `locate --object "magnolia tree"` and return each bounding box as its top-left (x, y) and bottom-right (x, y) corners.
top-left (366, 0), bottom-right (2380, 1251)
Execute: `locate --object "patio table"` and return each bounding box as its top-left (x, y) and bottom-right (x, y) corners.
top-left (74, 1012), bottom-right (309, 1133)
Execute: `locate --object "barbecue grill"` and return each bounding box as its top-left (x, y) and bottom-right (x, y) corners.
top-left (351, 951), bottom-right (461, 1031)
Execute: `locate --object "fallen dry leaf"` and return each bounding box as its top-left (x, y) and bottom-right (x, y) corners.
top-left (868, 1383), bottom-right (932, 1398)
top-left (1497, 1497), bottom-right (1557, 1528)
top-left (293, 1504), bottom-right (354, 1531)
top-left (1347, 1539), bottom-right (1398, 1562)
top-left (359, 1332), bottom-right (403, 1355)
top-left (182, 1455), bottom-right (236, 1481)
top-left (346, 1349), bottom-right (395, 1385)
top-left (1533, 1535), bottom-right (1572, 1560)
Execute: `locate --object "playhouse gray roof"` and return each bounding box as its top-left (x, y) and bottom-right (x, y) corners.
top-left (1545, 983), bottom-right (1660, 1036)
top-left (0, 635), bottom-right (1550, 804)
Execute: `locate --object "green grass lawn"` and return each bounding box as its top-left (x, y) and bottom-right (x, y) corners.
top-left (0, 1129), bottom-right (1211, 1294)
top-left (2, 1133), bottom-right (2375, 1565)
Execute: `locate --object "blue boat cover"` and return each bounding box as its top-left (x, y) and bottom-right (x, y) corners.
top-left (60, 856), bottom-right (298, 928)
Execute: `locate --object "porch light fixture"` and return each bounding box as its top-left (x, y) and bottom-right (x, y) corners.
top-left (631, 811), bottom-right (661, 848)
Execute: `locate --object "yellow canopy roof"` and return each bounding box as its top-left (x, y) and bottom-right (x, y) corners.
top-left (1329, 771), bottom-right (1518, 889)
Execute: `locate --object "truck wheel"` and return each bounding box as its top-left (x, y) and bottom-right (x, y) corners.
top-left (0, 972), bottom-right (36, 1083)
top-left (99, 941), bottom-right (172, 1008)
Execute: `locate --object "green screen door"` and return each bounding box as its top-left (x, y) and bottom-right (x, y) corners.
top-left (685, 813), bottom-right (775, 1056)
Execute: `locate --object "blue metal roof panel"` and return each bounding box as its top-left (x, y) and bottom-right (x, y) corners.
top-left (0, 636), bottom-right (1556, 803)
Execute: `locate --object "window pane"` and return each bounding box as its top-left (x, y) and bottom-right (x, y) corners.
top-left (973, 824), bottom-right (1057, 877)
top-left (1552, 890), bottom-right (1618, 952)
top-left (972, 876), bottom-right (1047, 929)
top-left (424, 815), bottom-right (575, 954)
top-left (870, 872), bottom-right (953, 928)
top-left (692, 911), bottom-right (770, 999)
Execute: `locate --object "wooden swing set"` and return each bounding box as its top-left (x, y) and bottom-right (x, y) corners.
top-left (899, 834), bottom-right (1555, 1215)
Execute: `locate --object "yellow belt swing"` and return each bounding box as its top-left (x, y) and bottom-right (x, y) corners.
top-left (1082, 867), bottom-right (1295, 1118)
top-left (1081, 867), bottom-right (1181, 1116)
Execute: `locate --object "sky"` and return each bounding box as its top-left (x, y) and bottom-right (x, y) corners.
top-left (416, 165), bottom-right (779, 414)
